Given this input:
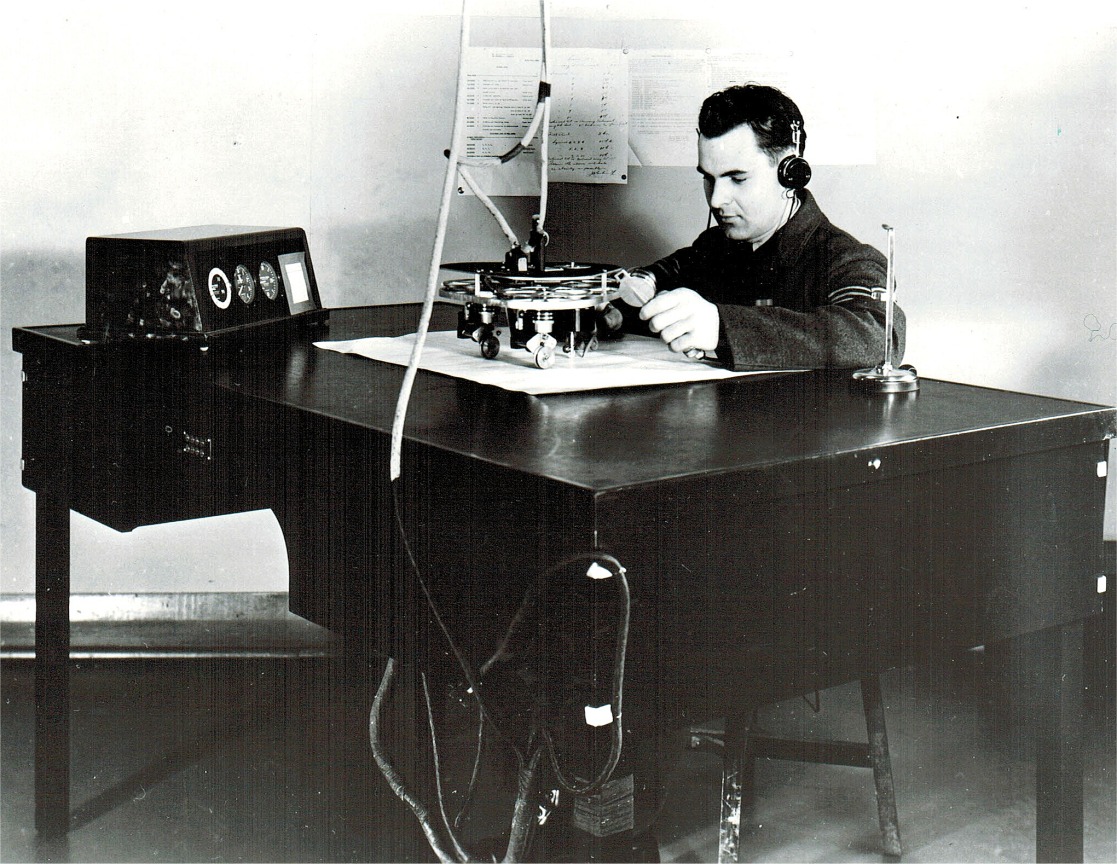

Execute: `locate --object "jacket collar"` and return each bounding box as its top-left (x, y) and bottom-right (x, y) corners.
top-left (767, 189), bottom-right (824, 259)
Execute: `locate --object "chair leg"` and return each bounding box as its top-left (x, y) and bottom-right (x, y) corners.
top-left (860, 676), bottom-right (902, 857)
top-left (718, 714), bottom-right (755, 864)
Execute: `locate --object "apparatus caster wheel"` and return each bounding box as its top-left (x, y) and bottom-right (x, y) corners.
top-left (534, 344), bottom-right (556, 369)
top-left (480, 334), bottom-right (500, 359)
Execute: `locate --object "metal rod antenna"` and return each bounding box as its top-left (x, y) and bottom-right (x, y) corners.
top-left (882, 224), bottom-right (895, 371)
top-left (851, 223), bottom-right (918, 393)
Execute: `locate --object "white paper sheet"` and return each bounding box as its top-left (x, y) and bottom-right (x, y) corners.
top-left (314, 330), bottom-right (778, 396)
top-left (459, 47), bottom-right (629, 194)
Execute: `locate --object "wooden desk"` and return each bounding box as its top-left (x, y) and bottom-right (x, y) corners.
top-left (14, 305), bottom-right (1114, 861)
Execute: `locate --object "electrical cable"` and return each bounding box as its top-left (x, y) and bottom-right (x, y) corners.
top-left (422, 672), bottom-right (472, 862)
top-left (453, 708), bottom-right (486, 830)
top-left (380, 0), bottom-right (629, 856)
top-left (456, 164), bottom-right (521, 247)
top-left (534, 0), bottom-right (552, 234)
top-left (477, 552), bottom-right (631, 797)
top-left (503, 744), bottom-right (546, 863)
top-left (385, 0), bottom-right (572, 769)
top-left (390, 0), bottom-right (553, 481)
top-left (537, 555), bottom-right (629, 796)
top-left (369, 658), bottom-right (462, 864)
top-left (455, 87), bottom-right (548, 166)
top-left (384, 0), bottom-right (514, 778)
top-left (389, 0), bottom-right (473, 483)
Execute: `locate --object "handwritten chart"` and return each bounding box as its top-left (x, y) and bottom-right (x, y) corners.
top-left (460, 47), bottom-right (629, 195)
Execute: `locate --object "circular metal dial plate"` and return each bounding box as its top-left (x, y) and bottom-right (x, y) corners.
top-left (234, 264), bottom-right (255, 304)
top-left (208, 267), bottom-right (232, 309)
top-left (259, 261), bottom-right (279, 300)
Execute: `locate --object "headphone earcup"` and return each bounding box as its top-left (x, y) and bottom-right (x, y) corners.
top-left (778, 154), bottom-right (812, 190)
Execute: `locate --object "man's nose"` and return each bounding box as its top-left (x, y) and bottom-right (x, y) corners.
top-left (707, 178), bottom-right (731, 211)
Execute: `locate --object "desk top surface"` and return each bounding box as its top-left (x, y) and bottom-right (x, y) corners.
top-left (15, 305), bottom-right (1116, 495)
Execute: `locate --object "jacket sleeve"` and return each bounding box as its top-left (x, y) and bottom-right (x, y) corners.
top-left (616, 223), bottom-right (906, 370)
top-left (716, 232), bottom-right (906, 370)
top-left (715, 299), bottom-right (905, 370)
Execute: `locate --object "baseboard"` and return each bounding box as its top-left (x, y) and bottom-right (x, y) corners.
top-left (0, 592), bottom-right (337, 660)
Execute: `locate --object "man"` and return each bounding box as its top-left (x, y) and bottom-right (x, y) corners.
top-left (615, 83), bottom-right (904, 369)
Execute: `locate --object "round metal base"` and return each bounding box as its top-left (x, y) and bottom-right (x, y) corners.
top-left (852, 365), bottom-right (920, 393)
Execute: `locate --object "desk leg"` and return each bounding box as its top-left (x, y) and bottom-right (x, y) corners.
top-left (1034, 621), bottom-right (1084, 864)
top-left (34, 491), bottom-right (70, 838)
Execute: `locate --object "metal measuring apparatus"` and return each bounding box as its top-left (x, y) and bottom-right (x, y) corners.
top-left (852, 224), bottom-right (919, 393)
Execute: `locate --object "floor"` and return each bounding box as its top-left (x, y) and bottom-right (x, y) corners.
top-left (1, 642), bottom-right (1114, 864)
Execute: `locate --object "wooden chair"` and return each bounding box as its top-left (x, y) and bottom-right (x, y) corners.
top-left (689, 676), bottom-right (902, 862)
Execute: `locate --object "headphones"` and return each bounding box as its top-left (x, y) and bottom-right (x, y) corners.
top-left (777, 120), bottom-right (812, 190)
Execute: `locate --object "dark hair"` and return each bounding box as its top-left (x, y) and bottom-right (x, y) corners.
top-left (698, 83), bottom-right (806, 164)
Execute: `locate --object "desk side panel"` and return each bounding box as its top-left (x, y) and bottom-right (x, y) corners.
top-left (596, 439), bottom-right (1109, 722)
top-left (16, 328), bottom-right (302, 532)
top-left (19, 341), bottom-right (79, 503)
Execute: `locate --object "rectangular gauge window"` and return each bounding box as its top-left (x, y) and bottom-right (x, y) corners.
top-left (279, 252), bottom-right (316, 314)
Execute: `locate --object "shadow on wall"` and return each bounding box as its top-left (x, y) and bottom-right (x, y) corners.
top-left (321, 202), bottom-right (541, 308)
top-left (544, 173), bottom-right (708, 269)
top-left (317, 174), bottom-right (700, 312)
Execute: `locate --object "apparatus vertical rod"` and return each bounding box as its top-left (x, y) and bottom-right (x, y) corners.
top-left (390, 0), bottom-right (473, 481)
top-left (881, 224), bottom-right (895, 372)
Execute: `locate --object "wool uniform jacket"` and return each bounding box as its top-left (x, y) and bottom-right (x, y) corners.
top-left (624, 190), bottom-right (905, 370)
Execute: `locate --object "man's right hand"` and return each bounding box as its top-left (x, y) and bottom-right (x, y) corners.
top-left (640, 288), bottom-right (720, 356)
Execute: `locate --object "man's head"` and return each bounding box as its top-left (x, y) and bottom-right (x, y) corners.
top-left (696, 84), bottom-right (807, 245)
top-left (698, 84), bottom-right (807, 162)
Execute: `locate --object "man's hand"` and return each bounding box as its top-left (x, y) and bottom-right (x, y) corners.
top-left (639, 288), bottom-right (719, 355)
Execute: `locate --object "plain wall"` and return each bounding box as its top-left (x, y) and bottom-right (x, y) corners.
top-left (2, 1), bottom-right (1114, 595)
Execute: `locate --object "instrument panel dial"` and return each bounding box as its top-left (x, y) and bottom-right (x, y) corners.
top-left (259, 261), bottom-right (280, 300)
top-left (208, 267), bottom-right (232, 309)
top-left (234, 264), bottom-right (255, 304)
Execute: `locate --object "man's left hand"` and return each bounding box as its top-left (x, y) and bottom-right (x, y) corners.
top-left (639, 288), bottom-right (719, 355)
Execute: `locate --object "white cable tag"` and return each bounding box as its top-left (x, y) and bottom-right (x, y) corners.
top-left (587, 562), bottom-right (612, 580)
top-left (585, 704), bottom-right (614, 727)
